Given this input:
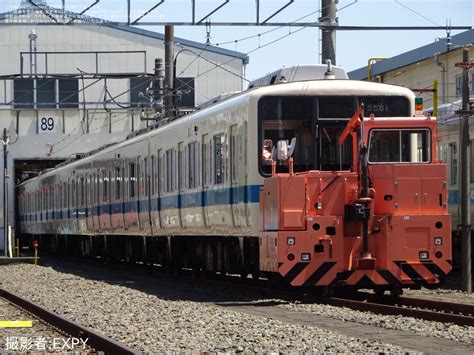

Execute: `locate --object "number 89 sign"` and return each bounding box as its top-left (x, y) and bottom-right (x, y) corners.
top-left (38, 116), bottom-right (56, 133)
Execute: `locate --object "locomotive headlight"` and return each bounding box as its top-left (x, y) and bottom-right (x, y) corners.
top-left (287, 237), bottom-right (295, 245)
top-left (301, 253), bottom-right (311, 262)
top-left (434, 237), bottom-right (443, 245)
top-left (419, 251), bottom-right (429, 260)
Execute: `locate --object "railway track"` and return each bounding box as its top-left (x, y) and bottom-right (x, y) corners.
top-left (32, 256), bottom-right (474, 328)
top-left (0, 288), bottom-right (138, 354)
top-left (324, 294), bottom-right (474, 327)
top-left (151, 267), bottom-right (474, 327)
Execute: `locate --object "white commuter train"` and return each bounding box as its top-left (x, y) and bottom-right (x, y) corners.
top-left (434, 99), bottom-right (474, 240)
top-left (17, 74), bottom-right (416, 272)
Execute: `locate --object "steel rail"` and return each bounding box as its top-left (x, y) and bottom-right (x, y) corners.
top-left (367, 294), bottom-right (474, 316)
top-left (0, 288), bottom-right (140, 355)
top-left (325, 297), bottom-right (474, 327)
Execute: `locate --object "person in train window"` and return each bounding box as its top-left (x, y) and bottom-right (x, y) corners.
top-left (262, 139), bottom-right (273, 164)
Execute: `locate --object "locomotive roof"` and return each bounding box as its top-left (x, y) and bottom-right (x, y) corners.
top-left (18, 79), bottom-right (415, 187)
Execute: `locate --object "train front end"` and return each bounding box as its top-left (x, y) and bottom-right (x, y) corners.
top-left (259, 113), bottom-right (452, 294)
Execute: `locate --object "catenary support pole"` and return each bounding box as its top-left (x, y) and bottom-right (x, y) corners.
top-left (164, 25), bottom-right (175, 118)
top-left (459, 47), bottom-right (472, 293)
top-left (2, 128), bottom-right (8, 257)
top-left (321, 0), bottom-right (337, 65)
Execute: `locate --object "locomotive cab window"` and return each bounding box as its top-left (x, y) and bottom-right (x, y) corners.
top-left (368, 129), bottom-right (431, 163)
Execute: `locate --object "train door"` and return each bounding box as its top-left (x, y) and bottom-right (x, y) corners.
top-left (78, 176), bottom-right (87, 233)
top-left (99, 168), bottom-right (112, 231)
top-left (139, 156), bottom-right (152, 234)
top-left (124, 158), bottom-right (140, 232)
top-left (230, 123), bottom-right (249, 227)
top-left (91, 172), bottom-right (100, 232)
top-left (201, 134), bottom-right (209, 227)
top-left (64, 180), bottom-right (70, 233)
top-left (71, 177), bottom-right (79, 234)
top-left (177, 142), bottom-right (184, 228)
top-left (86, 175), bottom-right (93, 232)
top-left (150, 151), bottom-right (162, 233)
top-left (230, 125), bottom-right (238, 227)
top-left (111, 162), bottom-right (125, 231)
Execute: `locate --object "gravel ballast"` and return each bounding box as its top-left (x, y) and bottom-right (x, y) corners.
top-left (278, 302), bottom-right (474, 344)
top-left (0, 263), bottom-right (411, 353)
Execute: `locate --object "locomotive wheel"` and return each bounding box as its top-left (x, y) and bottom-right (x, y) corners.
top-left (390, 284), bottom-right (403, 297)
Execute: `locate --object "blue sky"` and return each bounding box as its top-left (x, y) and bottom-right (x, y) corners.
top-left (3, 0), bottom-right (473, 80)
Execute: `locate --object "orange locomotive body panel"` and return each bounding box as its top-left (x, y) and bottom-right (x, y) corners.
top-left (259, 116), bottom-right (452, 291)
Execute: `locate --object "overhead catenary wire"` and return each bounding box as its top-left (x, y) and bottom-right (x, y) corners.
top-left (394, 0), bottom-right (443, 27)
top-left (26, 5), bottom-right (338, 157)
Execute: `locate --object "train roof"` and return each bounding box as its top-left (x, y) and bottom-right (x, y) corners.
top-left (18, 79), bottom-right (416, 187)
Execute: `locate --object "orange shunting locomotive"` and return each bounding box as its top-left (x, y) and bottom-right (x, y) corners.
top-left (259, 106), bottom-right (452, 295)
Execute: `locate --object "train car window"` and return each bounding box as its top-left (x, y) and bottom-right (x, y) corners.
top-left (319, 97), bottom-right (356, 118)
top-left (449, 143), bottom-right (457, 185)
top-left (88, 175), bottom-right (93, 206)
top-left (137, 160), bottom-right (142, 198)
top-left (142, 158), bottom-right (150, 196)
top-left (52, 185), bottom-right (58, 211)
top-left (214, 134), bottom-right (225, 184)
top-left (188, 142), bottom-right (197, 189)
top-left (368, 129), bottom-right (430, 163)
top-left (165, 149), bottom-right (174, 192)
top-left (259, 96), bottom-right (313, 175)
top-left (61, 182), bottom-right (65, 209)
top-left (115, 166), bottom-right (121, 200)
top-left (157, 150), bottom-right (162, 195)
top-left (230, 127), bottom-right (238, 183)
top-left (92, 174), bottom-right (96, 206)
top-left (80, 177), bottom-right (85, 207)
top-left (55, 185), bottom-right (58, 211)
top-left (151, 155), bottom-right (156, 196)
top-left (197, 143), bottom-right (201, 187)
top-left (84, 178), bottom-right (88, 207)
top-left (437, 142), bottom-right (448, 163)
top-left (72, 179), bottom-right (76, 209)
top-left (129, 162), bottom-right (136, 198)
top-left (48, 187), bottom-right (51, 212)
top-left (202, 135), bottom-right (209, 187)
top-left (178, 143), bottom-right (184, 191)
top-left (102, 170), bottom-right (109, 202)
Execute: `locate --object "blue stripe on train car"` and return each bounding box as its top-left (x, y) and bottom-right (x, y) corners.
top-left (20, 184), bottom-right (263, 222)
top-left (448, 190), bottom-right (474, 205)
